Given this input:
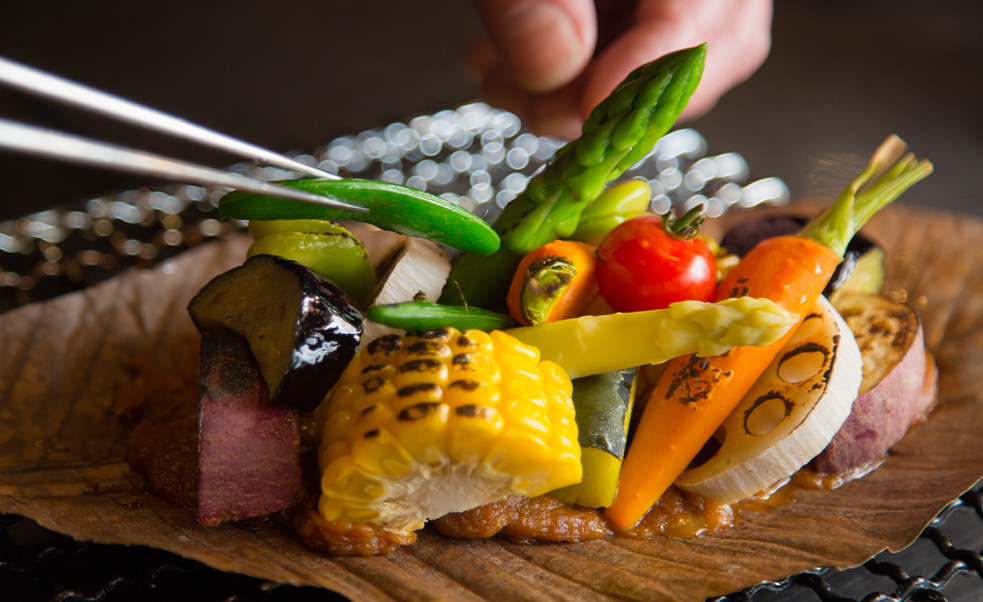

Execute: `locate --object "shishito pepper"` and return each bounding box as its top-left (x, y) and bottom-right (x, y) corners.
top-left (571, 179), bottom-right (653, 246)
top-left (366, 300), bottom-right (515, 332)
top-left (246, 219), bottom-right (376, 305)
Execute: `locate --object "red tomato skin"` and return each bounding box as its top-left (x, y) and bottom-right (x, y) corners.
top-left (595, 215), bottom-right (717, 313)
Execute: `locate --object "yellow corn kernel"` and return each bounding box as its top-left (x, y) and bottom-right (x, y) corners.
top-left (539, 361), bottom-right (573, 396)
top-left (447, 404), bottom-right (505, 464)
top-left (443, 378), bottom-right (501, 408)
top-left (349, 428), bottom-right (415, 478)
top-left (316, 326), bottom-right (581, 534)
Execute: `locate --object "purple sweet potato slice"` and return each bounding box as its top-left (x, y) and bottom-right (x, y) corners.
top-left (812, 293), bottom-right (938, 475)
top-left (198, 329), bottom-right (302, 526)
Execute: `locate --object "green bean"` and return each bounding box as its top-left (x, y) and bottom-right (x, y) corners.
top-left (366, 301), bottom-right (515, 332)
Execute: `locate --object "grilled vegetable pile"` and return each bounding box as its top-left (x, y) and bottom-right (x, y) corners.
top-left (181, 44), bottom-right (937, 555)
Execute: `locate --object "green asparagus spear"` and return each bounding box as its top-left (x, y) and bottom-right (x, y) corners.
top-left (439, 44), bottom-right (706, 309)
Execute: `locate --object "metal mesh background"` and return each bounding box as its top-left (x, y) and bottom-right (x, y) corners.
top-left (1, 103), bottom-right (979, 602)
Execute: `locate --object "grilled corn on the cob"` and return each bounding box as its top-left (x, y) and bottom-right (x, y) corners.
top-left (316, 327), bottom-right (581, 533)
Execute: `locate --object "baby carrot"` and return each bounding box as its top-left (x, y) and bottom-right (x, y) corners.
top-left (606, 136), bottom-right (932, 529)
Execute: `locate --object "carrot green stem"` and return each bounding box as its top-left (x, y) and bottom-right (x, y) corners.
top-left (799, 135), bottom-right (933, 257)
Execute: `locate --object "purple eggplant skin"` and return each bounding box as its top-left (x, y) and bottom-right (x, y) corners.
top-left (188, 254), bottom-right (363, 413)
top-left (719, 215), bottom-right (882, 297)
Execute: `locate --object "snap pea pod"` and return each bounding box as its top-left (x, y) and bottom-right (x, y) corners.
top-left (366, 300), bottom-right (516, 332)
top-left (219, 178), bottom-right (500, 255)
top-left (439, 44), bottom-right (706, 308)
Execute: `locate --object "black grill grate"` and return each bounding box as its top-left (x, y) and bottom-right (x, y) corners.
top-left (2, 482), bottom-right (982, 602)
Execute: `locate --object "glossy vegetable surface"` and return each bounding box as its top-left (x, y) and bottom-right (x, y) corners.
top-left (606, 136), bottom-right (933, 530)
top-left (219, 178), bottom-right (500, 255)
top-left (550, 369), bottom-right (636, 508)
top-left (246, 220), bottom-right (376, 305)
top-left (675, 295), bottom-right (862, 504)
top-left (188, 254), bottom-right (363, 412)
top-left (719, 214), bottom-right (886, 300)
top-left (571, 179), bottom-right (653, 245)
top-left (507, 240), bottom-right (598, 326)
top-left (316, 328), bottom-right (581, 533)
top-left (595, 211), bottom-right (716, 312)
top-left (507, 296), bottom-right (798, 379)
top-left (366, 300), bottom-right (515, 332)
top-left (440, 45), bottom-right (706, 308)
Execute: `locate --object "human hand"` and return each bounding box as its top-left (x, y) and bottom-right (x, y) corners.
top-left (469, 0), bottom-right (772, 139)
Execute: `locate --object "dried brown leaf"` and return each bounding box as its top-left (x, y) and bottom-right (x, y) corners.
top-left (1, 204), bottom-right (982, 602)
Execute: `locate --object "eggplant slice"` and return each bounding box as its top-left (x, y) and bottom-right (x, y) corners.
top-left (188, 254), bottom-right (363, 412)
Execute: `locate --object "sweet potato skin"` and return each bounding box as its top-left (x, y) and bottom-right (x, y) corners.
top-left (812, 294), bottom-right (938, 475)
top-left (197, 330), bottom-right (303, 526)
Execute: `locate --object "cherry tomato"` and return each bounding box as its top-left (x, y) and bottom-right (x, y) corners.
top-left (595, 212), bottom-right (717, 312)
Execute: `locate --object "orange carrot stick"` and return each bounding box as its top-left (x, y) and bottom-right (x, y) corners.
top-left (606, 135), bottom-right (932, 529)
top-left (507, 240), bottom-right (598, 326)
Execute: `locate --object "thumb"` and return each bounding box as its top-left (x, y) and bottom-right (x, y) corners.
top-left (474, 0), bottom-right (596, 93)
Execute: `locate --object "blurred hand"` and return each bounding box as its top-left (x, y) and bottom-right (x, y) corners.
top-left (469, 0), bottom-right (772, 139)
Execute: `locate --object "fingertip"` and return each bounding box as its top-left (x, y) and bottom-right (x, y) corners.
top-left (525, 81), bottom-right (585, 140)
top-left (479, 0), bottom-right (596, 93)
top-left (465, 36), bottom-right (498, 78)
top-left (481, 65), bottom-right (531, 118)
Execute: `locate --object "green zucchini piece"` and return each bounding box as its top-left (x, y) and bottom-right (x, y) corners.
top-left (366, 300), bottom-right (515, 332)
top-left (550, 369), bottom-right (637, 508)
top-left (219, 178), bottom-right (500, 255)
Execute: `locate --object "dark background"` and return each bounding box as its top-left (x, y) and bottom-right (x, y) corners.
top-left (1, 1), bottom-right (980, 221)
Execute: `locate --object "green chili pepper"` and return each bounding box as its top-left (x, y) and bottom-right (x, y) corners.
top-left (366, 301), bottom-right (515, 332)
top-left (219, 178), bottom-right (500, 256)
top-left (247, 220), bottom-right (376, 305)
top-left (571, 179), bottom-right (653, 245)
top-left (439, 44), bottom-right (706, 308)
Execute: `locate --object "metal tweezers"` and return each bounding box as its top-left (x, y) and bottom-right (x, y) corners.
top-left (0, 56), bottom-right (367, 212)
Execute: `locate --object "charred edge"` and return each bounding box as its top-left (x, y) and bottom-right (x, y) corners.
top-left (727, 277), bottom-right (752, 298)
top-left (667, 355), bottom-right (731, 406)
top-left (364, 429), bottom-right (381, 439)
top-left (368, 334), bottom-right (402, 356)
top-left (362, 376), bottom-right (388, 393)
top-left (397, 383), bottom-right (442, 398)
top-left (361, 405), bottom-right (377, 416)
top-left (406, 341), bottom-right (451, 356)
top-left (399, 359), bottom-right (445, 374)
top-left (456, 404), bottom-right (496, 419)
top-left (361, 364), bottom-right (389, 374)
top-left (743, 391), bottom-right (794, 435)
top-left (449, 380), bottom-right (481, 391)
top-left (778, 340), bottom-right (833, 392)
top-left (398, 402), bottom-right (441, 421)
top-left (526, 257), bottom-right (575, 297)
top-left (407, 328), bottom-right (452, 341)
top-left (451, 353), bottom-right (477, 369)
top-left (457, 334), bottom-right (476, 348)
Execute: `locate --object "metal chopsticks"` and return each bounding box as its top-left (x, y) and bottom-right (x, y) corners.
top-left (0, 56), bottom-right (366, 213)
